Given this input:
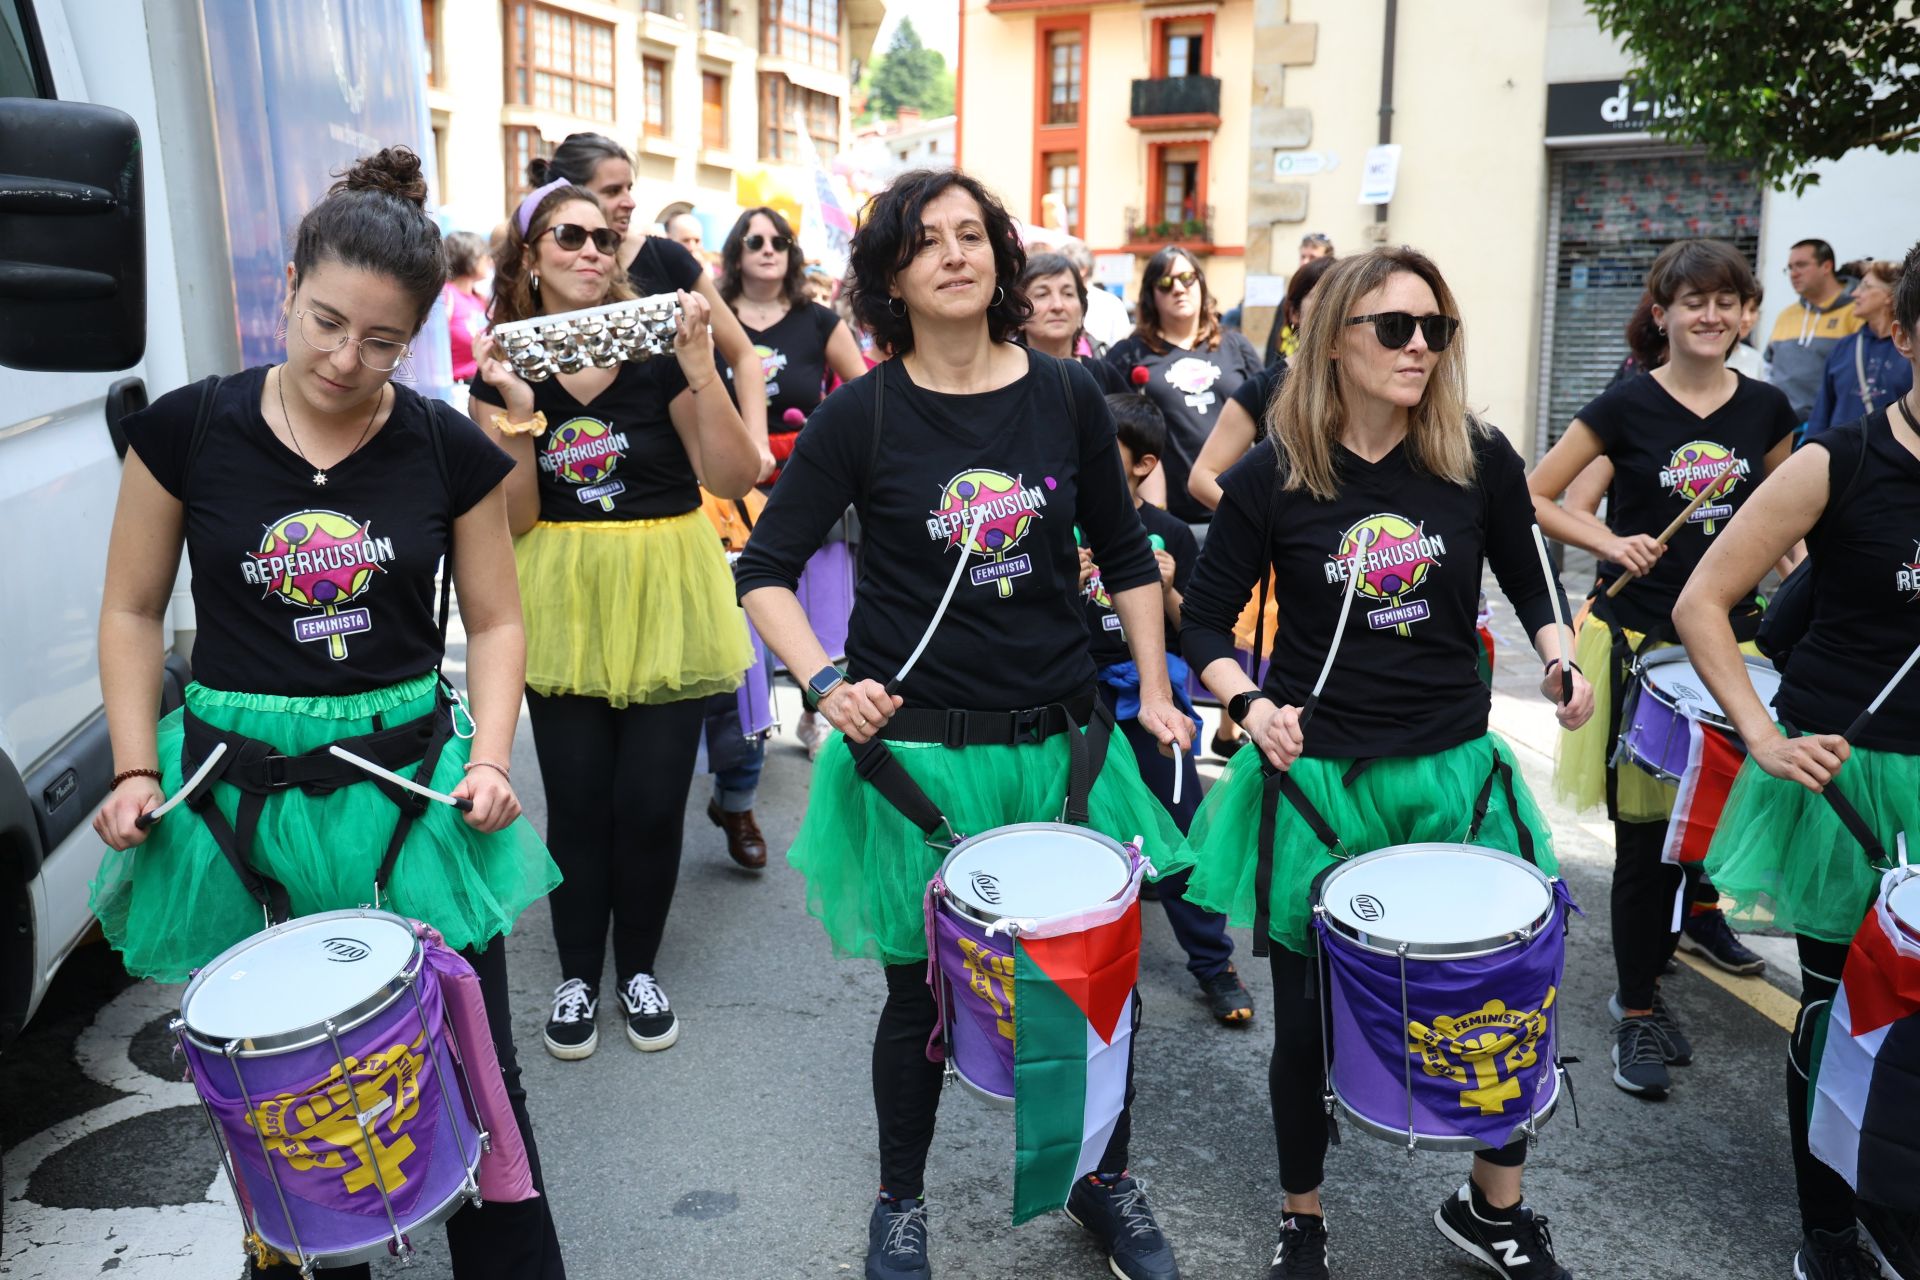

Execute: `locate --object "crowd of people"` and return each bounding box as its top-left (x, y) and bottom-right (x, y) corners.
top-left (80, 131), bottom-right (1920, 1280)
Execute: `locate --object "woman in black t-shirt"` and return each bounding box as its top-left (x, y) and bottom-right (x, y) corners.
top-left (1018, 251), bottom-right (1132, 395)
top-left (735, 168), bottom-right (1192, 1280)
top-left (1673, 241), bottom-right (1920, 1279)
top-left (89, 148), bottom-right (565, 1280)
top-left (471, 182), bottom-right (758, 1063)
top-left (1529, 240), bottom-right (1797, 1102)
top-left (1181, 248), bottom-right (1592, 1279)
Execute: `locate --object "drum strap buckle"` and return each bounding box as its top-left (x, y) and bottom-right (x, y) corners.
top-left (924, 817), bottom-right (963, 852)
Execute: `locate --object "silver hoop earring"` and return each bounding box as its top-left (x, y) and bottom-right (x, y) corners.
top-left (531, 271), bottom-right (541, 293)
top-left (888, 296), bottom-right (907, 318)
top-left (991, 285), bottom-right (1005, 309)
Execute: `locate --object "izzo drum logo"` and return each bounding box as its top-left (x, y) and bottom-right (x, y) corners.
top-left (1407, 987), bottom-right (1556, 1116)
top-left (244, 510), bottom-right (395, 660)
top-left (956, 937), bottom-right (1016, 1043)
top-left (1660, 440), bottom-right (1748, 535)
top-left (1324, 514), bottom-right (1446, 637)
top-left (249, 1038), bottom-right (425, 1199)
top-left (542, 416), bottom-right (630, 511)
top-left (969, 871), bottom-right (1003, 905)
top-left (926, 469), bottom-right (1051, 598)
top-left (320, 937), bottom-right (371, 963)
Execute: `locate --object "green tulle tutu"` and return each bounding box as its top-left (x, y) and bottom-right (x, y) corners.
top-left (789, 726), bottom-right (1184, 965)
top-left (1183, 733), bottom-right (1557, 956)
top-left (1705, 744), bottom-right (1915, 945)
top-left (90, 674), bottom-right (561, 982)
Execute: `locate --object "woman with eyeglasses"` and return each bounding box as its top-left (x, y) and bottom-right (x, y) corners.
top-left (470, 178), bottom-right (759, 1062)
top-left (1179, 248), bottom-right (1592, 1280)
top-left (89, 148), bottom-right (566, 1280)
top-left (1105, 247), bottom-right (1264, 527)
top-left (1529, 240), bottom-right (1797, 1105)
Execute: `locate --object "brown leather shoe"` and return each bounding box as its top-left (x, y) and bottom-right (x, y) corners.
top-left (707, 799), bottom-right (767, 870)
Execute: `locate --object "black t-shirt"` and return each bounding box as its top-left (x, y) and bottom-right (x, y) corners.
top-left (1775, 412), bottom-right (1920, 752)
top-left (734, 349), bottom-right (1158, 710)
top-left (1084, 501), bottom-right (1196, 667)
top-left (1229, 363), bottom-right (1286, 442)
top-left (471, 358), bottom-right (693, 521)
top-left (1182, 429), bottom-right (1566, 758)
top-left (1105, 331), bottom-right (1264, 522)
top-left (717, 301), bottom-right (841, 425)
top-left (1079, 353), bottom-right (1131, 396)
top-left (627, 235), bottom-right (704, 298)
top-left (1578, 370), bottom-right (1796, 633)
top-left (123, 366), bottom-right (512, 696)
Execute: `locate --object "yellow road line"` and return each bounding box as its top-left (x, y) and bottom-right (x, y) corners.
top-left (1674, 951), bottom-right (1797, 1032)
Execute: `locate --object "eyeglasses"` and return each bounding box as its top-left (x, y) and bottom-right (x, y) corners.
top-left (744, 233), bottom-right (793, 253)
top-left (535, 223), bottom-right (621, 255)
top-left (1155, 270), bottom-right (1199, 292)
top-left (1346, 311), bottom-right (1460, 352)
top-left (293, 309), bottom-right (410, 371)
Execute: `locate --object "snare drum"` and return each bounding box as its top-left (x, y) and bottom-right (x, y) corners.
top-left (175, 910), bottom-right (486, 1272)
top-left (1313, 844), bottom-right (1571, 1151)
top-left (1616, 649), bottom-right (1781, 783)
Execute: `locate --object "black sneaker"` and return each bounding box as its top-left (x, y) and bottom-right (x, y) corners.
top-left (1267, 1212), bottom-right (1330, 1279)
top-left (1795, 1225), bottom-right (1884, 1279)
top-left (1858, 1202), bottom-right (1920, 1280)
top-left (1609, 1013), bottom-right (1672, 1098)
top-left (1677, 909), bottom-right (1767, 975)
top-left (1434, 1182), bottom-right (1572, 1279)
top-left (1198, 965), bottom-right (1256, 1025)
top-left (866, 1195), bottom-right (931, 1280)
top-left (1065, 1172), bottom-right (1180, 1279)
top-left (542, 978), bottom-right (598, 1060)
top-left (621, 972), bottom-right (679, 1051)
top-left (1608, 992), bottom-right (1693, 1066)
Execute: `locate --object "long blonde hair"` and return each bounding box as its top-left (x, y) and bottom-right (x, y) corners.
top-left (1268, 247), bottom-right (1481, 501)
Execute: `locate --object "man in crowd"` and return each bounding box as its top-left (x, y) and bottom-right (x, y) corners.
top-left (1763, 237), bottom-right (1863, 423)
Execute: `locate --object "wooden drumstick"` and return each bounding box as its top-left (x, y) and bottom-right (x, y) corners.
top-left (1604, 459), bottom-right (1738, 599)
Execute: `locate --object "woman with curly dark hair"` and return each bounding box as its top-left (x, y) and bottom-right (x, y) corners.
top-left (735, 169), bottom-right (1193, 1280)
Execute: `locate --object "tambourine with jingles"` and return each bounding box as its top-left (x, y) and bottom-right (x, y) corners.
top-left (491, 294), bottom-right (681, 382)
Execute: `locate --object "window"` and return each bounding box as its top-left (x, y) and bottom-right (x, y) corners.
top-left (504, 3), bottom-right (615, 121)
top-left (1157, 18), bottom-right (1209, 78)
top-left (644, 57), bottom-right (669, 137)
top-left (505, 126), bottom-right (555, 204)
top-left (644, 0), bottom-right (672, 13)
top-left (1165, 28), bottom-right (1203, 77)
top-left (1043, 152), bottom-right (1080, 237)
top-left (432, 123), bottom-right (449, 202)
top-left (702, 72), bottom-right (727, 149)
top-left (701, 0), bottom-right (727, 31)
top-left (759, 74), bottom-right (839, 161)
top-left (763, 0), bottom-right (840, 72)
top-left (1156, 145), bottom-right (1203, 227)
top-left (422, 0), bottom-right (439, 86)
top-left (1046, 31), bottom-right (1081, 125)
top-left (0, 0), bottom-right (49, 97)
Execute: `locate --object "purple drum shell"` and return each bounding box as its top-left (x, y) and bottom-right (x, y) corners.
top-left (795, 541), bottom-right (854, 663)
top-left (931, 908), bottom-right (1019, 1102)
top-left (737, 622), bottom-right (775, 738)
top-left (1615, 676), bottom-right (1697, 782)
top-left (1616, 653), bottom-right (1777, 784)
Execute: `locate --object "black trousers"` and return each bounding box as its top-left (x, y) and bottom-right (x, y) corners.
top-left (1789, 935), bottom-right (1857, 1236)
top-left (526, 691), bottom-right (706, 985)
top-left (247, 941), bottom-right (565, 1279)
top-left (1267, 947), bottom-right (1525, 1195)
top-left (1611, 819), bottom-right (1685, 1009)
top-left (873, 962), bottom-right (1137, 1200)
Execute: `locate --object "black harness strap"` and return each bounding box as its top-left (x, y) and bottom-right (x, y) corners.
top-left (1252, 760), bottom-right (1372, 958)
top-left (1783, 723), bottom-right (1892, 868)
top-left (1468, 752), bottom-right (1539, 866)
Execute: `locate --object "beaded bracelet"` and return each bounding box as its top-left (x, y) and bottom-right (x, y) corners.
top-left (111, 767), bottom-right (162, 790)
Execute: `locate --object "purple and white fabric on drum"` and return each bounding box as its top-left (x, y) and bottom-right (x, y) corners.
top-left (795, 540), bottom-right (855, 662)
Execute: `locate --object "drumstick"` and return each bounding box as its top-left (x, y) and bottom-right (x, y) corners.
top-left (1301, 530), bottom-right (1372, 730)
top-left (889, 524), bottom-right (985, 694)
top-left (1605, 459), bottom-right (1738, 598)
top-left (328, 745), bottom-right (475, 812)
top-left (1843, 640), bottom-right (1920, 742)
top-left (1171, 741), bottom-right (1183, 807)
top-left (1530, 524), bottom-right (1573, 705)
top-left (133, 742), bottom-right (228, 830)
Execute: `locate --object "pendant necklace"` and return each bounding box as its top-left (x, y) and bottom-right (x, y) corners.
top-left (277, 364), bottom-right (381, 486)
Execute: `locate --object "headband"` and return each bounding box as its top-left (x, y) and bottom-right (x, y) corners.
top-left (515, 178), bottom-right (571, 236)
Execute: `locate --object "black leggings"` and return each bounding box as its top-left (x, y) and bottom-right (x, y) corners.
top-left (247, 941), bottom-right (565, 1279)
top-left (1267, 947), bottom-right (1524, 1195)
top-left (873, 962), bottom-right (1137, 1200)
top-left (1789, 935), bottom-right (1857, 1236)
top-left (1611, 818), bottom-right (1685, 1009)
top-left (527, 691), bottom-right (706, 985)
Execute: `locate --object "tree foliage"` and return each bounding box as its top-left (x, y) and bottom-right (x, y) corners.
top-left (864, 17), bottom-right (953, 121)
top-left (1585, 0), bottom-right (1920, 192)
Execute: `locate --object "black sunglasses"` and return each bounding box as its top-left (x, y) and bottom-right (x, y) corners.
top-left (1154, 269), bottom-right (1199, 292)
top-left (1346, 311), bottom-right (1460, 352)
top-left (537, 222), bottom-right (621, 255)
top-left (744, 233), bottom-right (793, 253)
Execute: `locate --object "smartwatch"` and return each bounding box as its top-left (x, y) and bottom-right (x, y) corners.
top-left (805, 665), bottom-right (847, 710)
top-left (1227, 689), bottom-right (1273, 725)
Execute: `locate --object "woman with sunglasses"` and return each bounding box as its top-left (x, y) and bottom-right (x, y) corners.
top-left (1106, 247), bottom-right (1264, 527)
top-left (736, 168), bottom-right (1193, 1280)
top-left (89, 148), bottom-right (565, 1279)
top-left (1180, 248), bottom-right (1591, 1280)
top-left (471, 179), bottom-right (759, 1061)
top-left (1529, 240), bottom-right (1797, 1103)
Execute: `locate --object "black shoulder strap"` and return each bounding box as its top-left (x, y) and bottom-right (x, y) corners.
top-left (424, 398), bottom-right (456, 655)
top-left (182, 374), bottom-right (224, 499)
top-left (863, 362), bottom-right (886, 506)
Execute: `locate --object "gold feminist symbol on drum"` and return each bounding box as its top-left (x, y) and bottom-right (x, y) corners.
top-left (1406, 987), bottom-right (1555, 1116)
top-left (957, 937), bottom-right (1017, 1042)
top-left (249, 1039), bottom-right (425, 1196)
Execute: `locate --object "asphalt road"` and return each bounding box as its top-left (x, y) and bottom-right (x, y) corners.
top-left (2, 584), bottom-right (1810, 1280)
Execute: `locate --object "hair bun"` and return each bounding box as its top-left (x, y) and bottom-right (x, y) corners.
top-left (526, 156), bottom-right (553, 187)
top-left (335, 146), bottom-right (430, 209)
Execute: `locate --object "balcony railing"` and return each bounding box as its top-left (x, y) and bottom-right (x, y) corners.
top-left (1128, 75), bottom-right (1222, 126)
top-left (1123, 205), bottom-right (1217, 250)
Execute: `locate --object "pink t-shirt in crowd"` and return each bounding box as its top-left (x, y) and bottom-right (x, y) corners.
top-left (444, 283), bottom-right (488, 381)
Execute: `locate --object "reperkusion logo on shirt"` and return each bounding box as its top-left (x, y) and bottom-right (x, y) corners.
top-left (925, 468), bottom-right (1053, 598)
top-left (1898, 542), bottom-right (1920, 601)
top-left (241, 509), bottom-right (396, 660)
top-left (541, 415), bottom-right (629, 510)
top-left (1164, 357), bottom-right (1222, 413)
top-left (1323, 513), bottom-right (1446, 637)
top-left (1660, 440), bottom-right (1750, 535)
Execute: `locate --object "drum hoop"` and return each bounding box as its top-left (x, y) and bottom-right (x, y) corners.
top-left (1313, 845), bottom-right (1558, 958)
top-left (1630, 648), bottom-right (1779, 732)
top-left (935, 821), bottom-right (1134, 928)
top-left (1331, 1061), bottom-right (1564, 1152)
top-left (179, 908), bottom-right (425, 1056)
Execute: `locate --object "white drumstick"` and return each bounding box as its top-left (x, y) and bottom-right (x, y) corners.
top-left (1171, 740), bottom-right (1183, 807)
top-left (1843, 639), bottom-right (1920, 742)
top-left (890, 525), bottom-right (984, 692)
top-left (1303, 530), bottom-right (1372, 726)
top-left (133, 742), bottom-right (228, 830)
top-left (1531, 524), bottom-right (1573, 705)
top-left (328, 745), bottom-right (475, 812)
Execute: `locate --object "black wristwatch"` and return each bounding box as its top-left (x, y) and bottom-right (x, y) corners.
top-left (804, 665), bottom-right (846, 710)
top-left (1228, 689), bottom-right (1273, 725)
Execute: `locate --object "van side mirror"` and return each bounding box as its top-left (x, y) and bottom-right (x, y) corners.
top-left (0, 98), bottom-right (146, 372)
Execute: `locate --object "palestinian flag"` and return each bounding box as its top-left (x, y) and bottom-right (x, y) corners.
top-left (1660, 720), bottom-right (1745, 866)
top-left (1808, 869), bottom-right (1920, 1211)
top-left (1009, 865), bottom-right (1143, 1224)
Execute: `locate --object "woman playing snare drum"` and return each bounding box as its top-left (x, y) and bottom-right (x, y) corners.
top-left (1180, 247), bottom-right (1593, 1280)
top-left (736, 168), bottom-right (1192, 1280)
top-left (1674, 240), bottom-right (1920, 1280)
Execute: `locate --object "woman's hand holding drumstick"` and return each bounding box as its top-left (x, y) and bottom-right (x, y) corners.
top-left (1605, 459), bottom-right (1739, 598)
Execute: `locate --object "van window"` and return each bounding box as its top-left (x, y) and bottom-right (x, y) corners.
top-left (0, 0), bottom-right (48, 98)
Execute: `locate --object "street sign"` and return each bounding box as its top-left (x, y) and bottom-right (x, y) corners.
top-left (1273, 150), bottom-right (1335, 178)
top-left (1358, 144), bottom-right (1401, 205)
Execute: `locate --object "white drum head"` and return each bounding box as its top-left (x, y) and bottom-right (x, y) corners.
top-left (1641, 650), bottom-right (1780, 727)
top-left (941, 823), bottom-right (1130, 924)
top-left (1319, 844), bottom-right (1552, 954)
top-left (182, 910), bottom-right (418, 1046)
